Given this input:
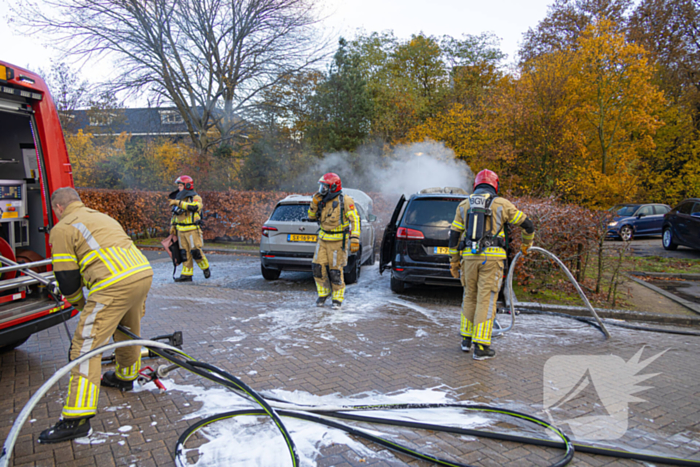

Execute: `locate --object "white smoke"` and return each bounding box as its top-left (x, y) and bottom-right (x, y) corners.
top-left (293, 140), bottom-right (474, 197)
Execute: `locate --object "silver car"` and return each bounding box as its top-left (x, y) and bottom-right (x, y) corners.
top-left (260, 189), bottom-right (377, 284)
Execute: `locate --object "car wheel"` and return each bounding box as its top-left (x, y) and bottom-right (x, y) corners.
top-left (662, 228), bottom-right (678, 251)
top-left (345, 253), bottom-right (361, 284)
top-left (261, 264), bottom-right (281, 280)
top-left (0, 336), bottom-right (29, 353)
top-left (619, 225), bottom-right (633, 242)
top-left (390, 275), bottom-right (405, 294)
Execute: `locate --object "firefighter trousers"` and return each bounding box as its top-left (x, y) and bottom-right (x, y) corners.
top-left (460, 259), bottom-right (503, 346)
top-left (312, 239), bottom-right (347, 302)
top-left (62, 271), bottom-right (152, 419)
top-left (178, 229), bottom-right (209, 276)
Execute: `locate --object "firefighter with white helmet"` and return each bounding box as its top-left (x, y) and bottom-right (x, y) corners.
top-left (169, 175), bottom-right (211, 282)
top-left (448, 169), bottom-right (535, 360)
top-left (308, 173), bottom-right (361, 309)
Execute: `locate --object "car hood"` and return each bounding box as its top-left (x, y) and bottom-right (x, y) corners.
top-left (343, 188), bottom-right (373, 215)
top-left (612, 215), bottom-right (635, 223)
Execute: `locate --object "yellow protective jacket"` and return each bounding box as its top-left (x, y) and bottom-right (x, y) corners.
top-left (171, 193), bottom-right (203, 232)
top-left (449, 194), bottom-right (534, 261)
top-left (50, 201), bottom-right (153, 309)
top-left (308, 192), bottom-right (360, 242)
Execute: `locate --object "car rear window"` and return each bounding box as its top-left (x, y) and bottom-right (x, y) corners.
top-left (402, 198), bottom-right (462, 227)
top-left (270, 203), bottom-right (309, 221)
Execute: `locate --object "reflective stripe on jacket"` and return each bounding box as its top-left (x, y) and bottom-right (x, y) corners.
top-left (50, 202), bottom-right (153, 300)
top-left (171, 194), bottom-right (203, 232)
top-left (308, 193), bottom-right (360, 242)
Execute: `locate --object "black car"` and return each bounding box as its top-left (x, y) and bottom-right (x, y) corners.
top-left (662, 198), bottom-right (700, 251)
top-left (379, 187), bottom-right (469, 293)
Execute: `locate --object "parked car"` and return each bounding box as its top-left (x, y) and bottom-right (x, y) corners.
top-left (607, 203), bottom-right (671, 241)
top-left (662, 198), bottom-right (700, 251)
top-left (259, 188), bottom-right (377, 284)
top-left (379, 187), bottom-right (469, 293)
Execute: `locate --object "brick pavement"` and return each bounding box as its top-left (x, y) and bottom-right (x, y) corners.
top-left (1, 253), bottom-right (699, 466)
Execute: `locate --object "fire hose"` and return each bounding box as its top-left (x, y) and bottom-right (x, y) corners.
top-left (3, 328), bottom-right (700, 466)
top-left (494, 247), bottom-right (611, 338)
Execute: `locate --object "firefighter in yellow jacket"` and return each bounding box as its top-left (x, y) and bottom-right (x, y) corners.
top-left (448, 170), bottom-right (535, 360)
top-left (39, 187), bottom-right (153, 443)
top-left (169, 175), bottom-right (210, 282)
top-left (308, 173), bottom-right (361, 310)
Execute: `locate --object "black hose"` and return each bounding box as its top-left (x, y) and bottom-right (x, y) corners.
top-left (515, 308), bottom-right (700, 337)
top-left (114, 326), bottom-right (700, 467)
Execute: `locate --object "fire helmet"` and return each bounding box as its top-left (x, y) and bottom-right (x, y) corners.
top-left (175, 175), bottom-right (194, 191)
top-left (474, 169), bottom-right (499, 192)
top-left (318, 173), bottom-right (342, 195)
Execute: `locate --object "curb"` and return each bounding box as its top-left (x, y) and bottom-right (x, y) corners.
top-left (624, 272), bottom-right (700, 316)
top-left (512, 301), bottom-right (700, 326)
top-left (136, 244), bottom-right (259, 256)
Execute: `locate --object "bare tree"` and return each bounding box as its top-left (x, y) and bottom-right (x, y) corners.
top-left (40, 61), bottom-right (92, 132)
top-left (16, 0), bottom-right (327, 152)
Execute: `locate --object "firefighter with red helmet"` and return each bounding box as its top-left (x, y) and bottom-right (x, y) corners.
top-left (448, 169), bottom-right (535, 360)
top-left (308, 173), bottom-right (361, 309)
top-left (169, 175), bottom-right (210, 281)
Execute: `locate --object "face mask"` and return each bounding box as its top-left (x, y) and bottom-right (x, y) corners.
top-left (318, 183), bottom-right (329, 195)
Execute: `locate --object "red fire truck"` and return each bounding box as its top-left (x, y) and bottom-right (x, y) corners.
top-left (0, 61), bottom-right (78, 352)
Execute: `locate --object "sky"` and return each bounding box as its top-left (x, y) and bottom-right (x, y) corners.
top-left (0, 0), bottom-right (554, 96)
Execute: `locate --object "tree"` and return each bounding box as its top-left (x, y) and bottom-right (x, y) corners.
top-left (16, 0), bottom-right (327, 152)
top-left (565, 19), bottom-right (664, 206)
top-left (40, 61), bottom-right (91, 132)
top-left (520, 0), bottom-right (634, 63)
top-left (306, 38), bottom-right (373, 153)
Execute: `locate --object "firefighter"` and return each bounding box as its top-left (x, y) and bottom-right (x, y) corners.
top-left (448, 169), bottom-right (535, 360)
top-left (308, 173), bottom-right (361, 310)
top-left (39, 187), bottom-right (153, 443)
top-left (168, 175), bottom-right (210, 282)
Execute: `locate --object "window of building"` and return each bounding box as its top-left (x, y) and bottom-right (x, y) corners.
top-left (160, 110), bottom-right (184, 125)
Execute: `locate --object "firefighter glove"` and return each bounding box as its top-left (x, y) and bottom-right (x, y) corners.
top-left (450, 261), bottom-right (461, 279)
top-left (521, 243), bottom-right (532, 256)
top-left (350, 237), bottom-right (360, 253)
top-left (169, 199), bottom-right (180, 206)
top-left (47, 281), bottom-right (62, 298)
top-left (170, 226), bottom-right (177, 236)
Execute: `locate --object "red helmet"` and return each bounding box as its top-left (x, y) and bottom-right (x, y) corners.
top-left (175, 175), bottom-right (194, 191)
top-left (318, 173), bottom-right (342, 194)
top-left (473, 169), bottom-right (499, 192)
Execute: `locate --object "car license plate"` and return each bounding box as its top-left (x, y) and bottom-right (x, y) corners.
top-left (288, 234), bottom-right (317, 242)
top-left (434, 247), bottom-right (450, 255)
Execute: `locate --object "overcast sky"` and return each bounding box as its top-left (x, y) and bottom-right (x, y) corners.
top-left (0, 0), bottom-right (553, 92)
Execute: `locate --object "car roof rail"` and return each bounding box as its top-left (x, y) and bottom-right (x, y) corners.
top-left (418, 187), bottom-right (469, 195)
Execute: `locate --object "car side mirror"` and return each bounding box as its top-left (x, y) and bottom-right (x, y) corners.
top-left (368, 214), bottom-right (377, 222)
top-left (637, 213), bottom-right (645, 218)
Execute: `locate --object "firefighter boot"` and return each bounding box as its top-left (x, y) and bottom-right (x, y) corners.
top-left (101, 371), bottom-right (134, 392)
top-left (174, 275), bottom-right (193, 283)
top-left (332, 300), bottom-right (342, 310)
top-left (38, 417), bottom-right (92, 444)
top-left (473, 343), bottom-right (496, 360)
top-left (461, 337), bottom-right (472, 352)
top-left (203, 268), bottom-right (211, 279)
top-left (316, 295), bottom-right (329, 307)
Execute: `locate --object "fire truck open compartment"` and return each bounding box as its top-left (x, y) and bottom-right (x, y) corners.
top-left (0, 95), bottom-right (73, 351)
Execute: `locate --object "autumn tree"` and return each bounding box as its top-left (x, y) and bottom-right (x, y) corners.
top-left (564, 19), bottom-right (664, 206)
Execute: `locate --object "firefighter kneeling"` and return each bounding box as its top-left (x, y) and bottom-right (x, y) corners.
top-left (448, 169), bottom-right (535, 360)
top-left (169, 175), bottom-right (211, 282)
top-left (39, 187), bottom-right (153, 443)
top-left (308, 173), bottom-right (360, 310)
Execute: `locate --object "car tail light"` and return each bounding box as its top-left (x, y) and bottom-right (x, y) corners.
top-left (396, 227), bottom-right (424, 240)
top-left (262, 226), bottom-right (278, 237)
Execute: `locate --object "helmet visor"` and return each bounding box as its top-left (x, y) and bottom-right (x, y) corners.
top-left (318, 183), bottom-right (330, 196)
